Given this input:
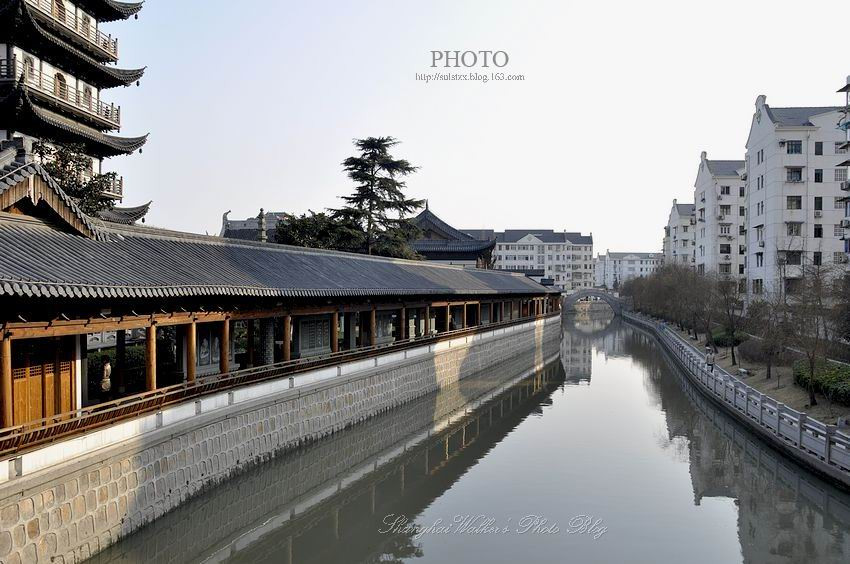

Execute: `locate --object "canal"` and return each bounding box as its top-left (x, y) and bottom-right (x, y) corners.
top-left (89, 313), bottom-right (850, 564)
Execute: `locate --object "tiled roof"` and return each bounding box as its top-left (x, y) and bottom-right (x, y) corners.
top-left (0, 217), bottom-right (555, 300)
top-left (604, 252), bottom-right (660, 259)
top-left (705, 160), bottom-right (744, 177)
top-left (0, 84), bottom-right (148, 157)
top-left (76, 0), bottom-right (144, 21)
top-left (410, 239), bottom-right (495, 253)
top-left (2, 0), bottom-right (146, 88)
top-left (765, 105), bottom-right (839, 127)
top-left (412, 208), bottom-right (475, 241)
top-left (495, 230), bottom-right (593, 245)
top-left (97, 202), bottom-right (151, 225)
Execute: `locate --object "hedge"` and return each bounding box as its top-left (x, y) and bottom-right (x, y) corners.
top-left (793, 359), bottom-right (850, 406)
top-left (711, 327), bottom-right (748, 348)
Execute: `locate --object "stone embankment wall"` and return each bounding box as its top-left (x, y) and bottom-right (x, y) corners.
top-left (0, 316), bottom-right (560, 564)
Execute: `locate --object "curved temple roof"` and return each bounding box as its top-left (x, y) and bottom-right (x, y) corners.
top-left (75, 0), bottom-right (144, 22)
top-left (0, 218), bottom-right (557, 300)
top-left (97, 202), bottom-right (151, 225)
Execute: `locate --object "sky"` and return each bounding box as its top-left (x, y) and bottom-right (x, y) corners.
top-left (106, 0), bottom-right (850, 254)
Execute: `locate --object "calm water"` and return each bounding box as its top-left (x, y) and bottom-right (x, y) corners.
top-left (91, 314), bottom-right (850, 564)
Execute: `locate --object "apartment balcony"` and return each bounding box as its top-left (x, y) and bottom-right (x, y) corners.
top-left (26, 0), bottom-right (119, 61)
top-left (0, 58), bottom-right (120, 129)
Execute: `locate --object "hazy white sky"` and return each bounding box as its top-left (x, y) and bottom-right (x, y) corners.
top-left (107, 0), bottom-right (850, 253)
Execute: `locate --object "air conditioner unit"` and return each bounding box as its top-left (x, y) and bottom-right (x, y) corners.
top-left (837, 255), bottom-right (850, 264)
top-left (717, 215), bottom-right (725, 220)
top-left (758, 241), bottom-right (765, 247)
top-left (778, 139), bottom-right (787, 146)
top-left (814, 210), bottom-right (822, 218)
top-left (723, 254), bottom-right (731, 261)
top-left (841, 181), bottom-right (850, 191)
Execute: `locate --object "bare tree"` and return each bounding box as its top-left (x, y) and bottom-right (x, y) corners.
top-left (715, 275), bottom-right (744, 365)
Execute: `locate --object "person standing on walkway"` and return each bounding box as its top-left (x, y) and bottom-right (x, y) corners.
top-left (705, 347), bottom-right (715, 373)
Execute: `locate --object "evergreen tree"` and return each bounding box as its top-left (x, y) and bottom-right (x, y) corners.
top-left (275, 210), bottom-right (363, 252)
top-left (333, 137), bottom-right (423, 257)
top-left (33, 140), bottom-right (116, 215)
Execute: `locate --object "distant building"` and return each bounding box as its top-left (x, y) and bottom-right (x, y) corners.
top-left (744, 95), bottom-right (847, 298)
top-left (220, 209), bottom-right (282, 242)
top-left (409, 206), bottom-right (495, 267)
top-left (838, 77), bottom-right (850, 262)
top-left (662, 200), bottom-right (695, 267)
top-left (593, 251), bottom-right (662, 289)
top-left (693, 152), bottom-right (746, 281)
top-left (463, 229), bottom-right (594, 292)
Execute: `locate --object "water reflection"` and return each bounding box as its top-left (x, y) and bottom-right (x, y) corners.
top-left (91, 315), bottom-right (850, 564)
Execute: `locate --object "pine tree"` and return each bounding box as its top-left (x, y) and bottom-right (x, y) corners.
top-left (334, 137), bottom-right (423, 257)
top-left (32, 140), bottom-right (116, 216)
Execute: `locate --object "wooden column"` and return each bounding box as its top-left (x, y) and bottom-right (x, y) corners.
top-left (425, 306), bottom-right (431, 335)
top-left (145, 325), bottom-right (156, 391)
top-left (246, 320), bottom-right (255, 368)
top-left (489, 302), bottom-right (494, 324)
top-left (331, 313), bottom-right (339, 353)
top-left (369, 308), bottom-right (377, 347)
top-left (477, 303), bottom-right (482, 326)
top-left (445, 305), bottom-right (450, 332)
top-left (462, 303), bottom-right (467, 329)
top-left (399, 306), bottom-right (406, 340)
top-left (1, 334), bottom-right (12, 428)
top-left (186, 322), bottom-right (197, 382)
top-left (283, 315), bottom-right (292, 362)
top-left (219, 319), bottom-right (230, 374)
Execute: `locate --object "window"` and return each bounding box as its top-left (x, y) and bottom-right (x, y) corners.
top-left (815, 142), bottom-right (823, 155)
top-left (739, 206), bottom-right (746, 217)
top-left (814, 196), bottom-right (823, 211)
top-left (787, 140), bottom-right (802, 154)
top-left (82, 86), bottom-right (92, 109)
top-left (54, 73), bottom-right (68, 100)
top-left (837, 168), bottom-right (848, 182)
top-left (813, 252), bottom-right (822, 266)
top-left (23, 56), bottom-right (35, 83)
top-left (720, 205), bottom-right (731, 216)
top-left (838, 198), bottom-right (846, 210)
top-left (81, 14), bottom-right (91, 38)
top-left (739, 186), bottom-right (746, 197)
top-left (720, 225), bottom-right (731, 235)
top-left (719, 264), bottom-right (731, 274)
top-left (787, 196), bottom-right (802, 210)
top-left (53, 0), bottom-right (66, 22)
top-left (837, 224), bottom-right (845, 237)
top-left (837, 142), bottom-right (849, 155)
top-left (721, 186), bottom-right (730, 195)
top-left (814, 224), bottom-right (823, 238)
top-left (787, 223), bottom-right (802, 236)
top-left (719, 244), bottom-right (731, 255)
top-left (756, 253), bottom-right (764, 267)
top-left (782, 251), bottom-right (802, 265)
top-left (753, 279), bottom-right (763, 294)
top-left (815, 169), bottom-right (823, 183)
top-left (739, 264), bottom-right (745, 275)
top-left (786, 168), bottom-right (803, 182)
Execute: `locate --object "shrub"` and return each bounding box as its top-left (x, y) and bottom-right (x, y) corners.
top-left (711, 327), bottom-right (748, 348)
top-left (793, 359), bottom-right (850, 406)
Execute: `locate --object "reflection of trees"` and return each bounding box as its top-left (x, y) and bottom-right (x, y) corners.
top-left (622, 324), bottom-right (850, 563)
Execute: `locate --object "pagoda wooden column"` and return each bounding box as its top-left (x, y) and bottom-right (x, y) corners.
top-left (1, 334), bottom-right (12, 428)
top-left (399, 306), bottom-right (406, 340)
top-left (331, 313), bottom-right (339, 353)
top-left (445, 305), bottom-right (450, 332)
top-left (186, 322), bottom-right (196, 382)
top-left (425, 306), bottom-right (431, 335)
top-left (283, 315), bottom-right (292, 362)
top-left (246, 320), bottom-right (255, 368)
top-left (115, 329), bottom-right (126, 393)
top-left (219, 319), bottom-right (230, 374)
top-left (145, 325), bottom-right (157, 391)
top-left (369, 308), bottom-right (377, 347)
top-left (462, 303), bottom-right (467, 329)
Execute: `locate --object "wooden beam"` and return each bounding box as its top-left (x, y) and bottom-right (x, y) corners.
top-left (1, 335), bottom-right (11, 428)
top-left (219, 319), bottom-right (230, 374)
top-left (145, 325), bottom-right (156, 391)
top-left (186, 322), bottom-right (196, 382)
top-left (369, 308), bottom-right (377, 347)
top-left (331, 312), bottom-right (339, 353)
top-left (283, 315), bottom-right (292, 362)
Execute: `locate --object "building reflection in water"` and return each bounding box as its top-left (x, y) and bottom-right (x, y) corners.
top-left (89, 347), bottom-right (565, 564)
top-left (628, 323), bottom-right (850, 564)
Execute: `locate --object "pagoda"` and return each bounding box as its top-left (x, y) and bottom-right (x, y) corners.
top-left (0, 0), bottom-right (147, 207)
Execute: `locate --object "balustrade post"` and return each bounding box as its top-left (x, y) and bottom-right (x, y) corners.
top-left (825, 425), bottom-right (835, 463)
top-left (798, 413), bottom-right (807, 447)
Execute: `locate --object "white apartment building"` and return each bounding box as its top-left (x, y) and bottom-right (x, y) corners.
top-left (839, 78), bottom-right (850, 260)
top-left (662, 200), bottom-right (695, 266)
top-left (745, 95), bottom-right (848, 299)
top-left (694, 152), bottom-right (746, 280)
top-left (480, 230), bottom-right (593, 292)
top-left (593, 251), bottom-right (662, 289)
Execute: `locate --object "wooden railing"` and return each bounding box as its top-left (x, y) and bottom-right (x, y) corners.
top-left (623, 311), bottom-right (850, 482)
top-left (26, 0), bottom-right (119, 58)
top-left (0, 312), bottom-right (559, 457)
top-left (0, 58), bottom-right (120, 127)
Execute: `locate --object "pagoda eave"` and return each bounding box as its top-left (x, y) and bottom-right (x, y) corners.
top-left (74, 0), bottom-right (144, 22)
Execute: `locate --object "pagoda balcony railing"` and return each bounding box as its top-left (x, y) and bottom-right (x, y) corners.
top-left (26, 0), bottom-right (119, 59)
top-left (0, 58), bottom-right (121, 128)
top-left (102, 175), bottom-right (123, 199)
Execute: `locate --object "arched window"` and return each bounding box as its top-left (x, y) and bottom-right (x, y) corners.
top-left (53, 1), bottom-right (67, 23)
top-left (54, 73), bottom-right (68, 100)
top-left (22, 56), bottom-right (35, 84)
top-left (80, 15), bottom-right (91, 40)
top-left (82, 86), bottom-right (92, 109)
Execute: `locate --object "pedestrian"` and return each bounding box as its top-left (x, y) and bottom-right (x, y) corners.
top-left (705, 347), bottom-right (715, 373)
top-left (101, 355), bottom-right (112, 398)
